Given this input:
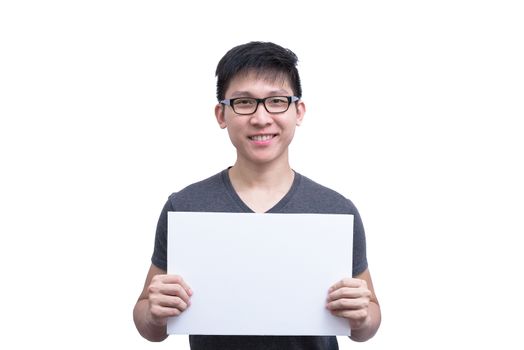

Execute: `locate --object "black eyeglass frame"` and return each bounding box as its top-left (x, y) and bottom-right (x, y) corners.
top-left (220, 96), bottom-right (300, 115)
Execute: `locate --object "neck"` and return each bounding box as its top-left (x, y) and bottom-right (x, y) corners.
top-left (229, 159), bottom-right (294, 191)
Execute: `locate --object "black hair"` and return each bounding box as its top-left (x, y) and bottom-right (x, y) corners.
top-left (215, 41), bottom-right (302, 101)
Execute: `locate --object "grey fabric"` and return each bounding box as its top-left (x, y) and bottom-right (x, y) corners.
top-left (189, 335), bottom-right (338, 350)
top-left (151, 169), bottom-right (368, 349)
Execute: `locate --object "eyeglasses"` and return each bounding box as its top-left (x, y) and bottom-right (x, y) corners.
top-left (220, 96), bottom-right (299, 115)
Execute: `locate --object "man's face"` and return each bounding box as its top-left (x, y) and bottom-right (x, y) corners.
top-left (215, 71), bottom-right (305, 167)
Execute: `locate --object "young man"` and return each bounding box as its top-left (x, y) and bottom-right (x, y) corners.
top-left (133, 41), bottom-right (381, 349)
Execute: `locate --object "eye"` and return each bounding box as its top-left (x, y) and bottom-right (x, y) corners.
top-left (267, 97), bottom-right (287, 106)
top-left (233, 98), bottom-right (256, 106)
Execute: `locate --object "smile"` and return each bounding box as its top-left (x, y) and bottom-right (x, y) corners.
top-left (249, 134), bottom-right (276, 141)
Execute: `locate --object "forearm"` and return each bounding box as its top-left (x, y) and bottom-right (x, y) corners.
top-left (350, 301), bottom-right (381, 342)
top-left (133, 299), bottom-right (168, 342)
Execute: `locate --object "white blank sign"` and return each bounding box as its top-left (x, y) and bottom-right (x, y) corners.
top-left (167, 212), bottom-right (353, 336)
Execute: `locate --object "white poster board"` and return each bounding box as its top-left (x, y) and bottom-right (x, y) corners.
top-left (167, 212), bottom-right (353, 336)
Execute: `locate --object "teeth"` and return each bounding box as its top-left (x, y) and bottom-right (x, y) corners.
top-left (250, 134), bottom-right (274, 141)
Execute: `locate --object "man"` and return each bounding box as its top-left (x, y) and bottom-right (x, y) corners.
top-left (133, 41), bottom-right (381, 349)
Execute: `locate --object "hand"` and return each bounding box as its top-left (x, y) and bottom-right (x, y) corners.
top-left (326, 278), bottom-right (372, 330)
top-left (147, 274), bottom-right (193, 327)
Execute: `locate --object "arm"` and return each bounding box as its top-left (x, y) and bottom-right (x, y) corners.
top-left (326, 268), bottom-right (381, 342)
top-left (133, 264), bottom-right (193, 342)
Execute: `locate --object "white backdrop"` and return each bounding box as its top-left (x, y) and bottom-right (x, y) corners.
top-left (1, 1), bottom-right (523, 349)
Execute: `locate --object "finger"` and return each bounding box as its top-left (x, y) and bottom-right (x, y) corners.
top-left (159, 283), bottom-right (191, 304)
top-left (162, 275), bottom-right (193, 296)
top-left (148, 277), bottom-right (192, 305)
top-left (158, 295), bottom-right (190, 311)
top-left (327, 286), bottom-right (371, 302)
top-left (150, 303), bottom-right (184, 319)
top-left (326, 297), bottom-right (369, 311)
top-left (329, 308), bottom-right (368, 322)
top-left (149, 293), bottom-right (190, 319)
top-left (328, 278), bottom-right (364, 292)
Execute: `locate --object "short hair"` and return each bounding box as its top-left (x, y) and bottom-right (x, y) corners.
top-left (215, 41), bottom-right (302, 101)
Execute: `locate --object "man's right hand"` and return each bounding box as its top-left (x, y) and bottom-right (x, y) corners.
top-left (147, 274), bottom-right (193, 326)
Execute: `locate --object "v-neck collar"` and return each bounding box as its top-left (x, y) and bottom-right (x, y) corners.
top-left (220, 168), bottom-right (301, 213)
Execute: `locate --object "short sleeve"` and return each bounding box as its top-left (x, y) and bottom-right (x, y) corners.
top-left (151, 196), bottom-right (175, 271)
top-left (349, 199), bottom-right (368, 276)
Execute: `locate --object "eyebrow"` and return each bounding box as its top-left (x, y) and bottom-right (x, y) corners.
top-left (229, 89), bottom-right (291, 98)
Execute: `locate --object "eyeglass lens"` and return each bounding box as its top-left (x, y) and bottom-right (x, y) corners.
top-left (232, 97), bottom-right (290, 114)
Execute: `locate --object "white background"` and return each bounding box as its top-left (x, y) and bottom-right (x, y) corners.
top-left (1, 1), bottom-right (523, 349)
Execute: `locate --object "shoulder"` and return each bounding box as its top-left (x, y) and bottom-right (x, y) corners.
top-left (166, 170), bottom-right (234, 211)
top-left (291, 172), bottom-right (359, 214)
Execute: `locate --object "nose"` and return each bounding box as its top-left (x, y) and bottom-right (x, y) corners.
top-left (249, 103), bottom-right (273, 126)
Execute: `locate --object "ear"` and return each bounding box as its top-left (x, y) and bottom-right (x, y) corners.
top-left (215, 103), bottom-right (227, 129)
top-left (295, 100), bottom-right (306, 126)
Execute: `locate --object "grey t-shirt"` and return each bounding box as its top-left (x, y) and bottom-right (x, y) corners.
top-left (152, 169), bottom-right (368, 350)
